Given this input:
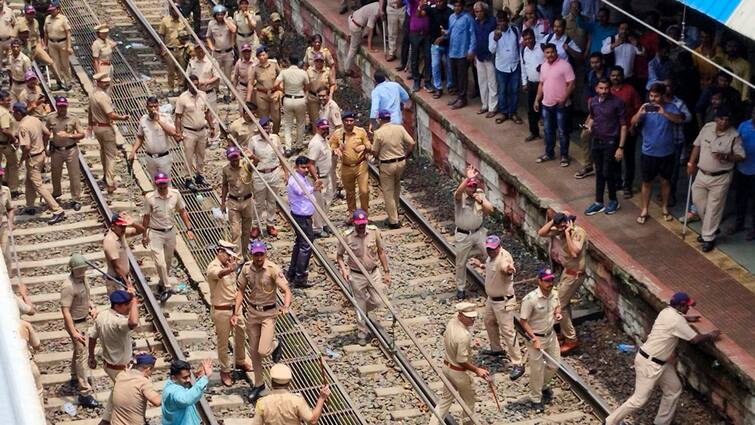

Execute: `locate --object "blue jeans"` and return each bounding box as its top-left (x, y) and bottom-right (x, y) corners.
top-left (495, 66), bottom-right (520, 114)
top-left (542, 103), bottom-right (570, 158)
top-left (430, 44), bottom-right (452, 90)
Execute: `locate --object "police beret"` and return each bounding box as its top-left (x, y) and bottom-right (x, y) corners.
top-left (341, 110), bottom-right (355, 119)
top-left (377, 109), bottom-right (391, 120)
top-left (109, 289), bottom-right (132, 304)
top-left (249, 240), bottom-right (267, 254)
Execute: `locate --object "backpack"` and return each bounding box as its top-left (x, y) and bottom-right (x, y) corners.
top-left (544, 32), bottom-right (576, 66)
top-left (602, 35), bottom-right (616, 67)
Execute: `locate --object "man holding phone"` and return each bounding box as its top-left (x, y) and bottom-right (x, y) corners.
top-left (130, 97), bottom-right (182, 180)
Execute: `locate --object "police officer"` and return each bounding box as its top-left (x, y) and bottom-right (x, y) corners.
top-left (453, 167), bottom-right (493, 299)
top-left (14, 101), bottom-right (66, 224)
top-left (185, 47), bottom-right (220, 138)
top-left (688, 107), bottom-right (746, 252)
top-left (304, 34), bottom-right (336, 70)
top-left (308, 118), bottom-right (335, 237)
top-left (43, 4), bottom-right (72, 90)
top-left (234, 0), bottom-right (260, 54)
top-left (317, 87), bottom-right (343, 130)
top-left (207, 5), bottom-right (236, 81)
top-left (536, 211), bottom-right (587, 354)
top-left (0, 90), bottom-right (19, 197)
top-left (18, 71), bottom-right (49, 120)
top-left (232, 240), bottom-right (289, 402)
top-left (92, 24), bottom-right (117, 76)
top-left (372, 109), bottom-right (415, 229)
top-left (249, 116), bottom-right (286, 237)
top-left (142, 172), bottom-right (195, 301)
top-left (175, 31), bottom-right (194, 73)
top-left (0, 167), bottom-right (13, 268)
top-left (175, 74), bottom-right (216, 187)
top-left (110, 353), bottom-right (161, 425)
top-left (221, 147), bottom-right (255, 256)
top-left (276, 54), bottom-right (309, 152)
top-left (606, 292), bottom-right (721, 425)
top-left (47, 96), bottom-right (84, 211)
top-left (0, 0), bottom-right (16, 65)
top-left (88, 72), bottom-right (130, 194)
top-left (228, 101), bottom-right (259, 147)
top-left (8, 38), bottom-right (33, 102)
top-left (207, 240), bottom-right (251, 386)
top-left (519, 269), bottom-right (562, 411)
top-left (259, 13), bottom-right (285, 59)
top-left (336, 209), bottom-right (391, 346)
top-left (247, 46), bottom-right (282, 133)
top-left (306, 52), bottom-right (336, 131)
top-left (328, 111), bottom-right (371, 221)
top-left (88, 288), bottom-right (139, 424)
top-left (429, 302), bottom-right (489, 425)
top-left (103, 212), bottom-right (145, 293)
top-left (158, 6), bottom-right (188, 95)
top-left (232, 44), bottom-right (256, 111)
top-left (252, 363), bottom-right (330, 424)
top-left (17, 6), bottom-right (66, 91)
top-left (130, 96), bottom-right (182, 180)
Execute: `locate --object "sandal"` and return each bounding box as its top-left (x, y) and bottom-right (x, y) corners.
top-left (485, 111), bottom-right (497, 118)
top-left (536, 154), bottom-right (553, 163)
top-left (662, 211), bottom-right (673, 221)
top-left (560, 157), bottom-right (570, 167)
top-left (511, 114), bottom-right (523, 124)
top-left (636, 214), bottom-right (649, 224)
top-left (495, 113), bottom-right (509, 124)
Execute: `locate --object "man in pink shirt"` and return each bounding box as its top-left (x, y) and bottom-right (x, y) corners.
top-left (534, 43), bottom-right (575, 166)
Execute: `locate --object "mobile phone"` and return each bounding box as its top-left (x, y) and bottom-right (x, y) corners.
top-left (645, 104), bottom-right (659, 113)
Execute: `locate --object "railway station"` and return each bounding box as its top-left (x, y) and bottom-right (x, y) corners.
top-left (0, 0), bottom-right (753, 424)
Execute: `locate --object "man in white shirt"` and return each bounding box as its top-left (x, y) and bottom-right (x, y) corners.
top-left (308, 119), bottom-right (335, 237)
top-left (600, 21), bottom-right (643, 79)
top-left (488, 10), bottom-right (521, 124)
top-left (542, 17), bottom-right (582, 62)
top-left (520, 28), bottom-right (544, 141)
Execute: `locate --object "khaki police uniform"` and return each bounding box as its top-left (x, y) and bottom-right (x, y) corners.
top-left (207, 17), bottom-right (235, 79)
top-left (483, 248), bottom-right (522, 364)
top-left (18, 18), bottom-right (61, 82)
top-left (174, 39), bottom-right (194, 73)
top-left (92, 36), bottom-right (116, 77)
top-left (234, 9), bottom-right (261, 53)
top-left (344, 3), bottom-right (380, 71)
top-left (386, 0), bottom-right (406, 59)
top-left (307, 133), bottom-right (335, 233)
top-left (337, 225), bottom-right (386, 339)
top-left (222, 163), bottom-right (254, 255)
top-left (319, 99), bottom-right (343, 129)
top-left (0, 4), bottom-right (16, 64)
top-left (238, 258), bottom-right (288, 385)
top-left (306, 66), bottom-right (334, 130)
top-left (186, 55), bottom-right (220, 136)
top-left (47, 111), bottom-right (83, 202)
top-left (249, 133), bottom-right (283, 226)
top-left (19, 85), bottom-right (49, 120)
top-left (228, 115), bottom-right (257, 148)
top-left (277, 65), bottom-right (309, 149)
top-left (8, 52), bottom-right (33, 102)
top-left (18, 115), bottom-right (63, 213)
top-left (605, 307), bottom-right (698, 425)
top-left (60, 274), bottom-right (94, 396)
top-left (520, 287), bottom-right (561, 403)
top-left (207, 257), bottom-right (249, 372)
top-left (158, 16), bottom-right (187, 91)
top-left (304, 46), bottom-right (335, 70)
top-left (692, 122), bottom-right (746, 242)
top-left (88, 308), bottom-right (134, 422)
top-left (252, 389), bottom-right (314, 424)
top-left (110, 369), bottom-right (159, 425)
top-left (248, 59), bottom-right (282, 132)
top-left (89, 85), bottom-right (118, 189)
top-left (44, 12), bottom-right (72, 84)
top-left (175, 90), bottom-right (210, 176)
top-left (19, 319), bottom-right (43, 403)
top-left (259, 24), bottom-right (284, 59)
top-left (0, 105), bottom-right (18, 192)
top-left (328, 126), bottom-right (371, 214)
top-left (372, 123), bottom-right (414, 225)
top-left (232, 58), bottom-right (256, 112)
top-left (143, 188), bottom-right (185, 289)
top-left (553, 225), bottom-right (587, 342)
top-left (453, 190), bottom-right (487, 292)
top-left (136, 113), bottom-right (174, 179)
top-left (0, 186), bottom-right (11, 267)
top-left (103, 227), bottom-right (139, 293)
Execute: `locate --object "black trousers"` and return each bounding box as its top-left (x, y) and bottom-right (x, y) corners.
top-left (621, 133), bottom-right (637, 190)
top-left (288, 213), bottom-right (314, 284)
top-left (180, 0), bottom-right (202, 34)
top-left (399, 17), bottom-right (410, 68)
top-left (592, 138), bottom-right (621, 203)
top-left (450, 57), bottom-right (469, 98)
top-left (526, 81), bottom-right (540, 137)
top-left (408, 31), bottom-right (430, 81)
top-left (733, 170), bottom-right (755, 228)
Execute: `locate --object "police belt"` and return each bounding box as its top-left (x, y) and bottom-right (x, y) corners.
top-left (228, 193), bottom-right (252, 201)
top-left (283, 94), bottom-right (305, 99)
top-left (30, 150), bottom-right (45, 158)
top-left (93, 122), bottom-right (112, 127)
top-left (49, 37), bottom-right (68, 43)
top-left (73, 317), bottom-right (88, 324)
top-left (149, 226), bottom-right (174, 232)
top-left (490, 294), bottom-right (514, 302)
top-left (12, 79), bottom-right (26, 84)
top-left (380, 156), bottom-right (405, 164)
top-left (98, 60), bottom-right (112, 65)
top-left (258, 165), bottom-right (278, 173)
top-left (308, 91), bottom-right (319, 97)
top-left (254, 87), bottom-right (272, 94)
top-left (350, 266), bottom-right (377, 275)
top-left (639, 348), bottom-right (666, 366)
top-left (237, 31), bottom-right (253, 37)
top-left (342, 157), bottom-right (366, 167)
top-left (443, 361), bottom-right (466, 372)
top-left (533, 330), bottom-right (552, 338)
top-left (697, 167), bottom-right (732, 177)
top-left (563, 268), bottom-right (584, 277)
top-left (455, 226), bottom-right (481, 235)
top-left (183, 125), bottom-right (207, 132)
top-left (204, 88), bottom-right (216, 94)
top-left (213, 47), bottom-right (234, 53)
top-left (349, 15), bottom-right (365, 29)
top-left (53, 144), bottom-right (77, 151)
top-left (238, 81), bottom-right (248, 87)
top-left (248, 303), bottom-right (276, 312)
top-left (213, 304), bottom-right (235, 311)
top-left (104, 361), bottom-right (127, 370)
top-left (146, 151), bottom-right (170, 159)
top-left (0, 36), bottom-right (10, 41)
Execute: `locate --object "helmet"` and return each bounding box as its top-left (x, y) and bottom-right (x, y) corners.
top-left (212, 5), bottom-right (227, 15)
top-left (69, 253), bottom-right (88, 271)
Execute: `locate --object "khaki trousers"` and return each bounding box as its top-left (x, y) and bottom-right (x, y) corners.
top-left (454, 228), bottom-right (486, 291)
top-left (145, 154), bottom-right (173, 182)
top-left (33, 45), bottom-right (62, 82)
top-left (427, 366), bottom-right (476, 425)
top-left (48, 40), bottom-right (71, 84)
top-left (228, 197), bottom-right (253, 256)
top-left (350, 268), bottom-right (384, 339)
top-left (93, 126), bottom-right (117, 188)
top-left (313, 168), bottom-right (336, 232)
top-left (692, 171), bottom-right (733, 242)
top-left (282, 96), bottom-right (307, 149)
top-left (344, 22), bottom-right (363, 72)
top-left (254, 92), bottom-right (281, 133)
top-left (148, 228), bottom-right (176, 288)
top-left (236, 34), bottom-right (260, 54)
top-left (165, 53), bottom-right (180, 90)
top-left (556, 272), bottom-right (585, 341)
top-left (51, 145), bottom-right (81, 201)
top-left (0, 223), bottom-right (10, 271)
top-left (306, 96), bottom-right (320, 131)
top-left (340, 161), bottom-right (369, 214)
top-left (527, 332), bottom-right (560, 403)
top-left (386, 6), bottom-right (405, 57)
top-left (484, 297), bottom-right (522, 364)
top-left (252, 171), bottom-right (282, 226)
top-left (379, 160), bottom-right (405, 224)
top-left (183, 128), bottom-right (207, 176)
top-left (10, 83), bottom-right (25, 103)
top-left (25, 153), bottom-right (62, 212)
top-left (245, 308), bottom-right (276, 385)
top-left (0, 144), bottom-right (19, 191)
top-left (102, 365), bottom-right (125, 422)
top-left (606, 354), bottom-right (683, 425)
top-left (213, 50), bottom-right (234, 80)
top-left (212, 307), bottom-right (248, 373)
top-left (70, 321), bottom-right (93, 396)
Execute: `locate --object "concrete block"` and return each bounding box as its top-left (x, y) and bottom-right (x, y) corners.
top-left (358, 363), bottom-right (387, 375)
top-left (375, 386), bottom-right (405, 397)
top-left (390, 408), bottom-right (423, 420)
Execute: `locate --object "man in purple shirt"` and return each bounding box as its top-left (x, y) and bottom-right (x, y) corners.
top-left (408, 0), bottom-right (431, 91)
top-left (286, 155), bottom-right (323, 288)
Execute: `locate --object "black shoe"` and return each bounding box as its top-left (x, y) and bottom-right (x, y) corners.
top-left (271, 339), bottom-right (284, 363)
top-left (338, 5), bottom-right (348, 14)
top-left (455, 290), bottom-right (466, 300)
top-left (78, 394), bottom-right (100, 409)
top-left (702, 241), bottom-right (716, 252)
top-left (528, 400), bottom-right (544, 412)
top-left (247, 384), bottom-right (266, 403)
top-left (696, 235), bottom-right (704, 243)
top-left (542, 387), bottom-right (554, 403)
top-left (384, 219), bottom-right (401, 229)
top-left (48, 211), bottom-right (65, 225)
top-left (313, 230), bottom-right (324, 239)
top-left (194, 174), bottom-right (206, 186)
top-left (480, 349), bottom-right (504, 357)
top-left (185, 180), bottom-right (197, 192)
top-left (10, 190), bottom-right (20, 199)
top-left (71, 201), bottom-right (82, 211)
top-left (510, 364), bottom-right (525, 381)
top-left (293, 280), bottom-right (315, 289)
top-left (68, 376), bottom-right (79, 390)
top-left (667, 196), bottom-right (677, 208)
top-left (158, 286), bottom-right (175, 303)
top-left (21, 206), bottom-right (38, 215)
top-left (322, 225), bottom-right (332, 235)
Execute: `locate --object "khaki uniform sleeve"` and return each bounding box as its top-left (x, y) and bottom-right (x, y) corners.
top-left (402, 127), bottom-right (415, 146)
top-left (296, 395), bottom-right (315, 421)
top-left (733, 135), bottom-right (746, 159)
top-left (207, 262), bottom-right (222, 281)
top-left (141, 380), bottom-right (160, 401)
top-left (0, 111), bottom-right (10, 130)
top-left (672, 315), bottom-right (698, 341)
top-left (520, 295), bottom-right (533, 321)
top-left (175, 191), bottom-right (187, 210)
top-left (272, 263), bottom-right (288, 288)
top-left (371, 130), bottom-right (382, 154)
top-left (87, 319), bottom-right (100, 339)
top-left (96, 93), bottom-right (114, 115)
top-left (455, 331), bottom-right (471, 364)
top-left (103, 236), bottom-right (120, 264)
top-left (374, 228), bottom-right (384, 252)
top-left (142, 194), bottom-right (153, 216)
top-left (92, 40), bottom-right (102, 58)
top-left (62, 16), bottom-right (71, 31)
top-left (328, 130), bottom-right (340, 150)
top-left (252, 399), bottom-right (264, 424)
top-left (174, 96), bottom-right (185, 115)
top-left (17, 125), bottom-right (30, 149)
top-left (60, 285), bottom-right (74, 308)
top-left (238, 264), bottom-right (249, 288)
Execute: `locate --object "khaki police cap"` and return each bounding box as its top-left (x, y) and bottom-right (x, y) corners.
top-left (455, 302), bottom-right (478, 318)
top-left (95, 23), bottom-right (109, 33)
top-left (269, 363), bottom-right (292, 384)
top-left (216, 239), bottom-right (237, 255)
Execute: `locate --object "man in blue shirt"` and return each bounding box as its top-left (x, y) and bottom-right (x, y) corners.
top-left (489, 10), bottom-right (521, 123)
top-left (286, 155), bottom-right (322, 287)
top-left (730, 108), bottom-right (755, 240)
top-left (445, 0), bottom-right (475, 109)
top-left (369, 70), bottom-right (409, 130)
top-left (630, 82), bottom-right (684, 224)
top-left (161, 359), bottom-right (212, 425)
top-left (579, 7), bottom-right (615, 55)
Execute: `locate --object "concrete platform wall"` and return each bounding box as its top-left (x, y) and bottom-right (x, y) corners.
top-left (267, 0), bottom-right (755, 422)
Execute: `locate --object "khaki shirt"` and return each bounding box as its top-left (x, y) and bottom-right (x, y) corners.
top-left (103, 229), bottom-right (130, 277)
top-left (260, 25), bottom-right (284, 44)
top-left (186, 57), bottom-right (220, 91)
top-left (250, 133), bottom-right (282, 170)
top-left (136, 114), bottom-right (171, 154)
top-left (443, 316), bottom-right (472, 367)
top-left (238, 259), bottom-right (286, 307)
top-left (158, 16), bottom-right (184, 48)
top-left (206, 258), bottom-right (238, 306)
top-left (233, 58), bottom-right (255, 86)
top-left (19, 320), bottom-right (40, 358)
top-left (252, 389), bottom-right (313, 425)
top-left (485, 248), bottom-right (515, 298)
top-left (304, 47), bottom-right (335, 69)
top-left (372, 123), bottom-right (413, 161)
top-left (228, 116), bottom-right (256, 146)
top-left (307, 133), bottom-right (332, 176)
top-left (88, 309), bottom-right (132, 365)
top-left (520, 287), bottom-right (560, 335)
top-left (143, 188), bottom-right (185, 230)
top-left (47, 112), bottom-right (83, 148)
top-left (328, 127), bottom-right (370, 166)
top-left (175, 91), bottom-right (209, 131)
top-left (44, 14), bottom-right (71, 40)
top-left (207, 18), bottom-right (234, 51)
top-left (89, 88), bottom-right (114, 125)
top-left (59, 275), bottom-right (91, 321)
top-left (19, 86), bottom-right (48, 119)
top-left (640, 306), bottom-right (697, 361)
top-left (111, 369), bottom-right (158, 425)
top-left (0, 187), bottom-right (11, 226)
top-left (0, 5), bottom-right (16, 39)
top-left (92, 38), bottom-right (116, 63)
top-left (18, 18), bottom-right (40, 45)
top-left (18, 115), bottom-right (48, 155)
top-left (352, 2), bottom-right (381, 29)
top-left (557, 225), bottom-right (587, 271)
top-left (9, 53), bottom-right (32, 82)
top-left (249, 60), bottom-right (280, 91)
top-left (454, 190), bottom-right (485, 231)
top-left (693, 122), bottom-right (745, 173)
top-left (222, 163), bottom-right (253, 199)
top-left (276, 66), bottom-right (309, 96)
top-left (306, 67), bottom-right (332, 97)
top-left (337, 225), bottom-right (383, 272)
top-left (319, 99), bottom-right (342, 128)
top-left (0, 106), bottom-right (12, 142)
top-left (234, 10), bottom-right (258, 36)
